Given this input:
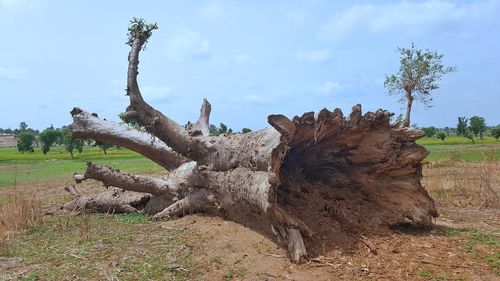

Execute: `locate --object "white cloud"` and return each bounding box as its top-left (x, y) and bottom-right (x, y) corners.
top-left (198, 2), bottom-right (225, 20)
top-left (317, 82), bottom-right (341, 95)
top-left (0, 66), bottom-right (25, 80)
top-left (165, 28), bottom-right (211, 62)
top-left (318, 1), bottom-right (497, 42)
top-left (141, 86), bottom-right (172, 101)
top-left (295, 49), bottom-right (331, 63)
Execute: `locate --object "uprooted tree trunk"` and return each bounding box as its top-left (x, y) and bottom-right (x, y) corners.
top-left (61, 19), bottom-right (438, 263)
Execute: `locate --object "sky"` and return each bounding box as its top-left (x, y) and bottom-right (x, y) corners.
top-left (0, 0), bottom-right (499, 131)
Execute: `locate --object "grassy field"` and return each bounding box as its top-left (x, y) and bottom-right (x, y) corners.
top-left (0, 137), bottom-right (499, 280)
top-left (0, 137), bottom-right (499, 187)
top-left (417, 136), bottom-right (500, 161)
top-left (1, 214), bottom-right (204, 280)
top-left (0, 146), bottom-right (164, 187)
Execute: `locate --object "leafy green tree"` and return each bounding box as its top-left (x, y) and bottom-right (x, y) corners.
top-left (456, 117), bottom-right (475, 143)
top-left (61, 128), bottom-right (84, 159)
top-left (242, 128), bottom-right (252, 134)
top-left (98, 143), bottom-right (113, 155)
top-left (209, 123), bottom-right (234, 136)
top-left (469, 116), bottom-right (486, 139)
top-left (421, 126), bottom-right (436, 137)
top-left (209, 124), bottom-right (218, 135)
top-left (16, 132), bottom-right (36, 153)
top-left (39, 128), bottom-right (63, 154)
top-left (384, 43), bottom-right (456, 127)
top-left (457, 117), bottom-right (468, 137)
top-left (218, 123), bottom-right (228, 134)
top-left (491, 126), bottom-right (500, 141)
top-left (19, 122), bottom-right (28, 132)
top-left (435, 131), bottom-right (446, 141)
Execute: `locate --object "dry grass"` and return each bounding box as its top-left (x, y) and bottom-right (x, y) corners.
top-left (424, 158), bottom-right (500, 209)
top-left (0, 189), bottom-right (42, 240)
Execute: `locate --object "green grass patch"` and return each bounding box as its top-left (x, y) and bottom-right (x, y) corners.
top-left (1, 214), bottom-right (204, 280)
top-left (439, 227), bottom-right (499, 275)
top-left (0, 146), bottom-right (164, 187)
top-left (415, 137), bottom-right (500, 161)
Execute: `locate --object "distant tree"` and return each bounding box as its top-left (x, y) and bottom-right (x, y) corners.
top-left (218, 123), bottom-right (228, 134)
top-left (456, 117), bottom-right (475, 143)
top-left (449, 128), bottom-right (458, 136)
top-left (98, 143), bottom-right (113, 155)
top-left (209, 124), bottom-right (218, 135)
top-left (421, 126), bottom-right (437, 138)
top-left (19, 122), bottom-right (28, 132)
top-left (209, 123), bottom-right (234, 136)
top-left (4, 128), bottom-right (13, 134)
top-left (491, 126), bottom-right (500, 141)
top-left (442, 127), bottom-right (451, 136)
top-left (456, 117), bottom-right (468, 137)
top-left (242, 128), bottom-right (252, 134)
top-left (61, 128), bottom-right (84, 159)
top-left (39, 128), bottom-right (62, 154)
top-left (16, 132), bottom-right (35, 153)
top-left (384, 43), bottom-right (456, 127)
top-left (469, 116), bottom-right (486, 139)
top-left (435, 131), bottom-right (446, 141)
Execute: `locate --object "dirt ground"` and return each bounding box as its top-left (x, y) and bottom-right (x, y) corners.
top-left (163, 213), bottom-right (499, 281)
top-left (1, 163), bottom-right (499, 280)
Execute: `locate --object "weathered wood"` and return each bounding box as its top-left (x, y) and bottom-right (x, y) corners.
top-left (70, 108), bottom-right (187, 170)
top-left (62, 19), bottom-right (438, 263)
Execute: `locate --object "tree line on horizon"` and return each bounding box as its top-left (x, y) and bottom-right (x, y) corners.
top-left (415, 116), bottom-right (500, 143)
top-left (1, 42), bottom-right (498, 156)
top-left (1, 115), bottom-right (254, 157)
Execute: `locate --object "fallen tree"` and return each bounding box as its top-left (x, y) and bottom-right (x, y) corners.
top-left (62, 18), bottom-right (438, 263)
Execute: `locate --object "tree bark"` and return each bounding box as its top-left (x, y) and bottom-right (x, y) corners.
top-left (70, 108), bottom-right (187, 170)
top-left (404, 91), bottom-right (413, 127)
top-left (62, 22), bottom-right (438, 263)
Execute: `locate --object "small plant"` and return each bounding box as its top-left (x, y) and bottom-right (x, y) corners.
top-left (21, 272), bottom-right (39, 281)
top-left (114, 213), bottom-right (148, 224)
top-left (225, 270), bottom-right (234, 279)
top-left (224, 267), bottom-right (247, 279)
top-left (416, 268), bottom-right (431, 277)
top-left (442, 226), bottom-right (462, 237)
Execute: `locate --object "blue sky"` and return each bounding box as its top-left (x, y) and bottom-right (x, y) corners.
top-left (0, 0), bottom-right (499, 131)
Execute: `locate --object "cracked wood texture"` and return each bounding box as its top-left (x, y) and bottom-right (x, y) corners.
top-left (62, 19), bottom-right (437, 263)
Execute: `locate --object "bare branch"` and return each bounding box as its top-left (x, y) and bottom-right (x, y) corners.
top-left (153, 188), bottom-right (215, 220)
top-left (70, 108), bottom-right (187, 170)
top-left (189, 98), bottom-right (211, 136)
top-left (77, 161), bottom-right (202, 199)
